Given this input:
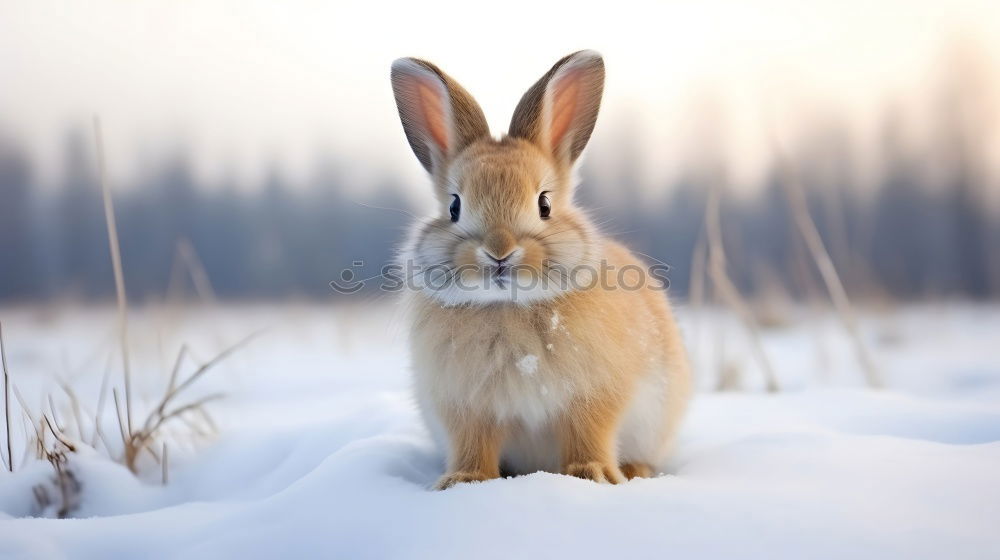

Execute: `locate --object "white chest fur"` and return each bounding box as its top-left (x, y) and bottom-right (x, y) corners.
top-left (411, 307), bottom-right (576, 429)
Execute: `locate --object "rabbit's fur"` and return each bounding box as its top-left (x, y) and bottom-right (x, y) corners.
top-left (390, 51), bottom-right (692, 489)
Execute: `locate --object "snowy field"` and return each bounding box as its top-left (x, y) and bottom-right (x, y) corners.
top-left (1, 302), bottom-right (999, 559)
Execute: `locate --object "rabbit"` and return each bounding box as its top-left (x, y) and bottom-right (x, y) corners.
top-left (390, 50), bottom-right (692, 489)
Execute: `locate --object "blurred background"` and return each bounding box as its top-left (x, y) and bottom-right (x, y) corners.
top-left (4, 0), bottom-right (1000, 540)
top-left (1, 0), bottom-right (998, 303)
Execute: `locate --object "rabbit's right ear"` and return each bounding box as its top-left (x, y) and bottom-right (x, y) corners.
top-left (391, 58), bottom-right (490, 175)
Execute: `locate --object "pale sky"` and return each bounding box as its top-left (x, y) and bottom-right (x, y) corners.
top-left (2, 0), bottom-right (999, 193)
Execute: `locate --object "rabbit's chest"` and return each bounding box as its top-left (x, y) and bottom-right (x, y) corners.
top-left (456, 329), bottom-right (569, 425)
top-left (414, 309), bottom-right (581, 427)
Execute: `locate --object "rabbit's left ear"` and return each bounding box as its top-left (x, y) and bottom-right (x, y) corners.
top-left (508, 50), bottom-right (605, 166)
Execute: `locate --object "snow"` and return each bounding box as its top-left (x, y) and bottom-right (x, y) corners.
top-left (1, 302), bottom-right (1000, 559)
top-left (517, 354), bottom-right (539, 376)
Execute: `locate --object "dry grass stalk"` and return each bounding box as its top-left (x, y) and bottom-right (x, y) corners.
top-left (2, 321), bottom-right (12, 471)
top-left (168, 238), bottom-right (218, 304)
top-left (11, 383), bottom-right (39, 447)
top-left (55, 378), bottom-right (85, 441)
top-left (161, 442), bottom-right (169, 486)
top-left (715, 361), bottom-right (745, 392)
top-left (112, 332), bottom-right (257, 473)
top-left (112, 389), bottom-right (131, 466)
top-left (687, 224), bottom-right (709, 375)
top-left (47, 394), bottom-right (65, 434)
top-left (90, 358), bottom-right (113, 450)
top-left (43, 415), bottom-right (76, 453)
top-left (774, 151), bottom-right (883, 388)
top-left (689, 226), bottom-right (708, 312)
top-left (704, 187), bottom-right (780, 392)
top-left (35, 416), bottom-right (80, 518)
top-left (93, 116), bottom-right (134, 435)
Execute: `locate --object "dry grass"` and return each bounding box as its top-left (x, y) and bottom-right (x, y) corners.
top-left (88, 116), bottom-right (256, 474)
top-left (0, 284), bottom-right (255, 516)
top-left (0, 117), bottom-right (259, 519)
top-left (167, 237), bottom-right (218, 305)
top-left (704, 186), bottom-right (781, 393)
top-left (1, 320), bottom-right (254, 476)
top-left (19, 413), bottom-right (82, 518)
top-left (772, 141), bottom-right (883, 389)
top-left (2, 321), bottom-right (12, 472)
top-left (32, 441), bottom-right (80, 518)
top-left (93, 116), bottom-right (135, 436)
top-left (112, 332), bottom-right (258, 473)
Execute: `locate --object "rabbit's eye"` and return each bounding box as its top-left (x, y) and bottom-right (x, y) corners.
top-left (450, 194), bottom-right (461, 222)
top-left (538, 192), bottom-right (551, 220)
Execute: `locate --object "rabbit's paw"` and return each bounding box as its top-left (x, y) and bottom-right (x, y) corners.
top-left (434, 471), bottom-right (495, 490)
top-left (620, 462), bottom-right (654, 480)
top-left (565, 462), bottom-right (625, 484)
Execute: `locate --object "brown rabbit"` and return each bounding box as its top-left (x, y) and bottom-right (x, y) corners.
top-left (390, 51), bottom-right (692, 489)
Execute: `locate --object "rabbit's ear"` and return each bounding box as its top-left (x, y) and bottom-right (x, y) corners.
top-left (509, 51), bottom-right (605, 166)
top-left (391, 58), bottom-right (490, 174)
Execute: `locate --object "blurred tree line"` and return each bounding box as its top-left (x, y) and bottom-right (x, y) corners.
top-left (0, 129), bottom-right (408, 301)
top-left (0, 118), bottom-right (995, 303)
top-left (1, 43), bottom-right (998, 303)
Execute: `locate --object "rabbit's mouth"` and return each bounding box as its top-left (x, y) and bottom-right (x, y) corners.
top-left (429, 262), bottom-right (567, 306)
top-left (407, 233), bottom-right (576, 306)
top-left (491, 263), bottom-right (512, 288)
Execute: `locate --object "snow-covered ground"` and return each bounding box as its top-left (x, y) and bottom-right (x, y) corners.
top-left (1, 302), bottom-right (999, 559)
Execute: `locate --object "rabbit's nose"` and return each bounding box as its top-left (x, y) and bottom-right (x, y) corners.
top-left (487, 253), bottom-right (512, 275)
top-left (483, 229), bottom-right (518, 262)
top-left (478, 245), bottom-right (521, 275)
top-left (484, 249), bottom-right (514, 265)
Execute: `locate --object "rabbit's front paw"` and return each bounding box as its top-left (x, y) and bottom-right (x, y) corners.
top-left (564, 462), bottom-right (625, 484)
top-left (434, 471), bottom-right (495, 490)
top-left (620, 462), bottom-right (653, 479)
